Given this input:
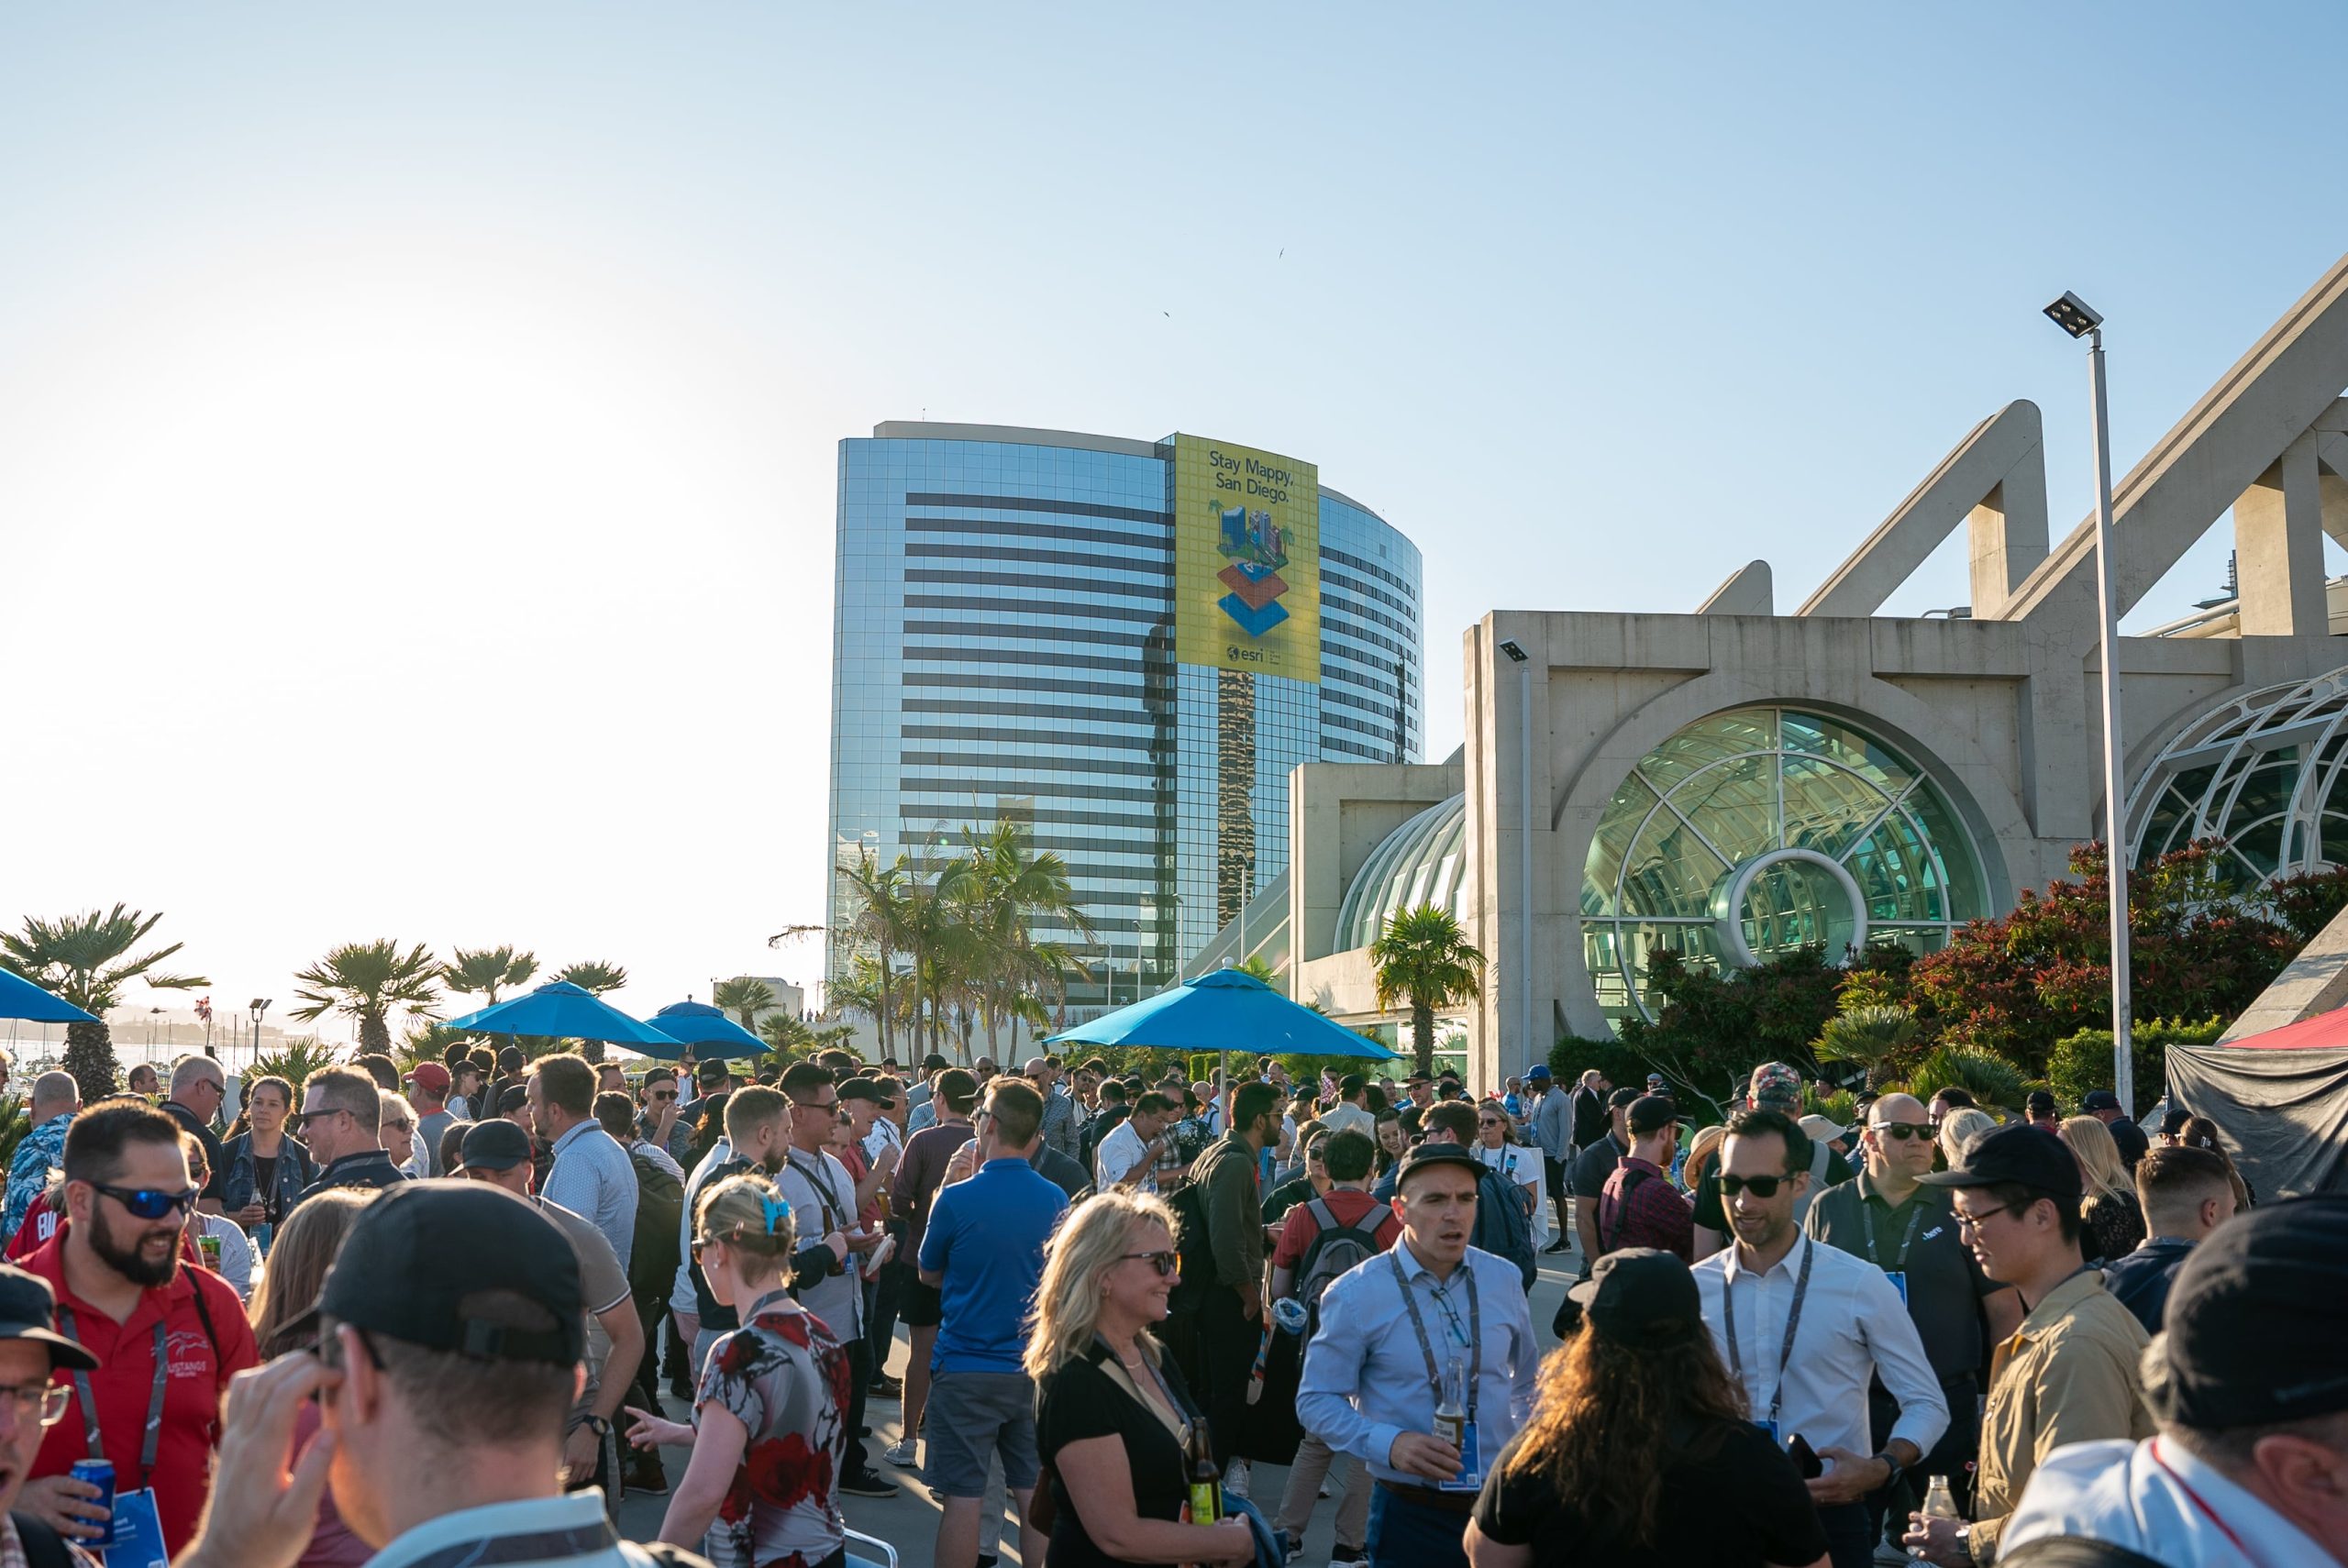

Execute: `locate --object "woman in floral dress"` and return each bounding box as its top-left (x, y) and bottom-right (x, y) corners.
top-left (627, 1171), bottom-right (851, 1568)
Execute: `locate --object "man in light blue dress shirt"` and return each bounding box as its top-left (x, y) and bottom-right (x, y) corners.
top-left (1298, 1143), bottom-right (1540, 1568)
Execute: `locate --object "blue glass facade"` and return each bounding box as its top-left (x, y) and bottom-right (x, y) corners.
top-left (826, 424), bottom-right (1423, 1010)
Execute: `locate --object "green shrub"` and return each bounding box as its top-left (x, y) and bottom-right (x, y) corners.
top-left (1904, 1044), bottom-right (2031, 1115)
top-left (2043, 1017), bottom-right (2222, 1113)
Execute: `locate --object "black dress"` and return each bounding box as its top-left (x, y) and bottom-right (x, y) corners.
top-left (1473, 1418), bottom-right (1829, 1568)
top-left (1036, 1343), bottom-right (1197, 1568)
top-left (2081, 1189), bottom-right (2147, 1265)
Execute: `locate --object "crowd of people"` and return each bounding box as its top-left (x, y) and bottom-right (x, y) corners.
top-left (0, 1038), bottom-right (2320, 1568)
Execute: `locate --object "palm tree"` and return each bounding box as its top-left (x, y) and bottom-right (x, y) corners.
top-left (958, 823), bottom-right (1095, 1060)
top-left (713, 977), bottom-right (777, 1032)
top-left (289, 940), bottom-right (442, 1057)
top-left (552, 960), bottom-right (629, 995)
top-left (1369, 904), bottom-right (1487, 1079)
top-left (1815, 1004), bottom-right (1921, 1092)
top-left (438, 945), bottom-right (538, 1008)
top-left (0, 906), bottom-right (209, 1101)
top-left (836, 851), bottom-right (913, 1062)
top-left (759, 1011), bottom-right (815, 1055)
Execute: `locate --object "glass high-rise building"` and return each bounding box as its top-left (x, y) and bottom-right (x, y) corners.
top-left (826, 421), bottom-right (1423, 1012)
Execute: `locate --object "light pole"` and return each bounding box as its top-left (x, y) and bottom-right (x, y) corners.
top-left (2044, 290), bottom-right (2132, 1115)
top-left (1498, 638), bottom-right (1535, 1081)
top-left (249, 998), bottom-right (271, 1070)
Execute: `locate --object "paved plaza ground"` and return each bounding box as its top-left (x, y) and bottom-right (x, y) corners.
top-left (617, 1249), bottom-right (1579, 1568)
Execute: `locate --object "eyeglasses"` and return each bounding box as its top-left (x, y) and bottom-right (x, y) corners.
top-left (689, 1233), bottom-right (725, 1261)
top-left (1119, 1251), bottom-right (1178, 1277)
top-left (794, 1098), bottom-right (839, 1114)
top-left (1954, 1204), bottom-right (2023, 1231)
top-left (0, 1383), bottom-right (71, 1429)
top-left (91, 1183), bottom-right (202, 1220)
top-left (1718, 1173), bottom-right (1792, 1198)
top-left (1870, 1122), bottom-right (1933, 1142)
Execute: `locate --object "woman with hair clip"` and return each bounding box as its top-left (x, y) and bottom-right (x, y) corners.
top-left (1029, 1187), bottom-right (1256, 1568)
top-left (626, 1172), bottom-right (851, 1568)
top-left (2178, 1113), bottom-right (2256, 1210)
top-left (1466, 1248), bottom-right (1828, 1568)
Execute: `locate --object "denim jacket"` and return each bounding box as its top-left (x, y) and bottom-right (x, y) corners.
top-left (220, 1132), bottom-right (316, 1218)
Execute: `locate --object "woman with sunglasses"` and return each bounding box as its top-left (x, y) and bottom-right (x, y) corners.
top-left (1472, 1099), bottom-right (1546, 1248)
top-left (1028, 1188), bottom-right (1255, 1568)
top-left (626, 1172), bottom-right (850, 1568)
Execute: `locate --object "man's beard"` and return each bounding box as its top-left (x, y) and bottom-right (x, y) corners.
top-left (90, 1202), bottom-right (178, 1287)
top-left (759, 1145), bottom-right (787, 1175)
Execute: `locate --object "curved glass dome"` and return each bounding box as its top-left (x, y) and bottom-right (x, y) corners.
top-left (2126, 666), bottom-right (2348, 883)
top-left (1582, 707), bottom-right (1988, 1028)
top-left (1336, 794), bottom-right (1468, 950)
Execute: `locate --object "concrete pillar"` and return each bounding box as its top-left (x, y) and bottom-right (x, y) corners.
top-left (2234, 432), bottom-right (2328, 636)
top-left (1968, 473), bottom-right (2049, 620)
top-left (1699, 559), bottom-right (1773, 615)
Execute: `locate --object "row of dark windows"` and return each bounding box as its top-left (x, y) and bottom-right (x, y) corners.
top-left (1320, 651), bottom-right (1403, 701)
top-left (905, 513), bottom-right (1168, 553)
top-left (1323, 734), bottom-right (1401, 762)
top-left (1319, 683), bottom-right (1400, 722)
top-left (902, 775), bottom-right (1162, 804)
top-left (1321, 544), bottom-right (1416, 599)
top-left (1324, 609), bottom-right (1411, 663)
top-left (904, 491), bottom-right (1173, 529)
top-left (905, 593), bottom-right (1167, 629)
top-left (903, 723), bottom-right (1155, 749)
top-left (905, 542), bottom-right (1172, 579)
top-left (904, 646), bottom-right (1150, 675)
top-left (904, 698), bottom-right (1163, 725)
top-left (903, 670), bottom-right (1164, 702)
top-left (900, 748), bottom-right (1163, 779)
top-left (893, 801), bottom-right (1165, 834)
top-left (904, 620), bottom-right (1150, 651)
top-left (1324, 709), bottom-right (1404, 745)
top-left (1322, 564), bottom-right (1418, 624)
top-left (906, 568), bottom-right (1172, 604)
top-left (1324, 583), bottom-right (1417, 639)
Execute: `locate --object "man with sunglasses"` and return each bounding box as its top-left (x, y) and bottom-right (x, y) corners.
top-left (1695, 1108), bottom-right (1945, 1568)
top-left (159, 1057), bottom-right (228, 1217)
top-left (287, 1066), bottom-right (403, 1209)
top-left (1807, 1093), bottom-right (2021, 1553)
top-left (17, 1099), bottom-right (258, 1556)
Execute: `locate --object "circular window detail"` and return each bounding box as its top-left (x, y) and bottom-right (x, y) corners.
top-left (1581, 706), bottom-right (1988, 1029)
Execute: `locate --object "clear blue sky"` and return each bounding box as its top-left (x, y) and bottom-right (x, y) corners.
top-left (6, 4), bottom-right (2346, 1034)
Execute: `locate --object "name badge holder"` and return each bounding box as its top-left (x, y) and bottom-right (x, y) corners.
top-left (1388, 1253), bottom-right (1484, 1492)
top-left (57, 1309), bottom-right (174, 1567)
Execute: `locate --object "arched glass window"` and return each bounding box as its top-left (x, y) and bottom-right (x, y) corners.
top-left (2126, 668), bottom-right (2348, 884)
top-left (1581, 707), bottom-right (1988, 1029)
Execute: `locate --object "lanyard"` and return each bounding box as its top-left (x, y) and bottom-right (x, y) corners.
top-left (57, 1308), bottom-right (167, 1485)
top-left (1722, 1237), bottom-right (1815, 1430)
top-left (1093, 1333), bottom-right (1196, 1447)
top-left (2148, 1438), bottom-right (2254, 1559)
top-left (787, 1150), bottom-right (847, 1234)
top-left (1389, 1252), bottom-right (1481, 1420)
top-left (1860, 1195), bottom-right (1925, 1271)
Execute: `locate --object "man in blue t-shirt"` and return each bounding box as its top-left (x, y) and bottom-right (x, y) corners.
top-left (918, 1077), bottom-right (1069, 1568)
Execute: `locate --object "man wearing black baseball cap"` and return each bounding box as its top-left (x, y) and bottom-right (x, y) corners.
top-left (2003, 1194), bottom-right (2348, 1565)
top-left (1903, 1125), bottom-right (2153, 1565)
top-left (180, 1182), bottom-right (710, 1568)
top-left (2079, 1088), bottom-right (2151, 1169)
top-left (0, 1263), bottom-right (95, 1564)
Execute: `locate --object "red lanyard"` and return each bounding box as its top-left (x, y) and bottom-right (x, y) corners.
top-left (2148, 1437), bottom-right (2253, 1559)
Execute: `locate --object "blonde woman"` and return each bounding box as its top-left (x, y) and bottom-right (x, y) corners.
top-left (1027, 1188), bottom-right (1255, 1568)
top-left (2059, 1114), bottom-right (2146, 1264)
top-left (626, 1172), bottom-right (849, 1568)
top-left (1935, 1108), bottom-right (1996, 1172)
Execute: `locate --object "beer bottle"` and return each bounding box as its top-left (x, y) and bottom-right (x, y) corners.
top-left (1912, 1475), bottom-right (1961, 1561)
top-left (1185, 1419), bottom-right (1223, 1524)
top-left (1432, 1353), bottom-right (1468, 1453)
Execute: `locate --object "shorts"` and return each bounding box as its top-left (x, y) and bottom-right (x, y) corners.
top-left (923, 1370), bottom-right (1039, 1497)
top-left (900, 1275), bottom-right (944, 1329)
top-left (1544, 1155), bottom-right (1567, 1201)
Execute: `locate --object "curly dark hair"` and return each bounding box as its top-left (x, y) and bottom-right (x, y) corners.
top-left (1496, 1313), bottom-right (1748, 1549)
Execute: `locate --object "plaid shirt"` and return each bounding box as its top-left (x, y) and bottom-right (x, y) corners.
top-left (0, 1516), bottom-right (100, 1567)
top-left (1597, 1155), bottom-right (1693, 1261)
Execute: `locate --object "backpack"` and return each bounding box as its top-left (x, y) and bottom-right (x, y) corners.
top-left (1602, 1165), bottom-right (1656, 1256)
top-left (1472, 1163), bottom-right (1536, 1290)
top-left (1290, 1197), bottom-right (1383, 1334)
top-left (628, 1149), bottom-right (684, 1301)
top-left (1168, 1138), bottom-right (1245, 1310)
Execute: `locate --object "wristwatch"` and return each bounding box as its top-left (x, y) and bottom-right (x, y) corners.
top-left (1870, 1451), bottom-right (1902, 1488)
top-left (1953, 1523), bottom-right (1974, 1563)
top-left (581, 1414), bottom-right (612, 1438)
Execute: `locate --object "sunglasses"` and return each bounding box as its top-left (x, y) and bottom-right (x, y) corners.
top-left (689, 1233), bottom-right (724, 1261)
top-left (1120, 1251), bottom-right (1178, 1277)
top-left (1478, 1117), bottom-right (1504, 1127)
top-left (289, 1109), bottom-right (348, 1132)
top-left (1718, 1173), bottom-right (1794, 1198)
top-left (649, 1089), bottom-right (678, 1102)
top-left (93, 1182), bottom-right (202, 1220)
top-left (1870, 1122), bottom-right (1933, 1142)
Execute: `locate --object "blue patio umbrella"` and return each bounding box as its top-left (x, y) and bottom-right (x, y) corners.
top-left (1045, 967), bottom-right (1399, 1060)
top-left (440, 980), bottom-right (680, 1051)
top-left (637, 999), bottom-right (766, 1062)
top-left (0, 970), bottom-right (98, 1025)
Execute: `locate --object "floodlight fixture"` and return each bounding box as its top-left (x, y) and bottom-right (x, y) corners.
top-left (1498, 639), bottom-right (1529, 664)
top-left (2043, 292), bottom-right (2103, 339)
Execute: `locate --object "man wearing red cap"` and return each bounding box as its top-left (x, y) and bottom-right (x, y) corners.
top-left (403, 1064), bottom-right (457, 1178)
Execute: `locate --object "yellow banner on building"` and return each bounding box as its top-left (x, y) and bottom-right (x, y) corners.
top-left (1170, 434), bottom-right (1321, 683)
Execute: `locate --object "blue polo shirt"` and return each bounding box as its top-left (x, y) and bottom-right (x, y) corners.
top-left (919, 1156), bottom-right (1068, 1375)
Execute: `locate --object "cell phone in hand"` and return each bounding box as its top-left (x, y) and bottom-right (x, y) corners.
top-left (1787, 1433), bottom-right (1824, 1480)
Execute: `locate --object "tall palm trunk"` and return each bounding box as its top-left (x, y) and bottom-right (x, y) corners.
top-left (359, 1013), bottom-right (393, 1057)
top-left (62, 1020), bottom-right (120, 1103)
top-left (873, 945), bottom-right (896, 1062)
top-left (1412, 998), bottom-right (1435, 1079)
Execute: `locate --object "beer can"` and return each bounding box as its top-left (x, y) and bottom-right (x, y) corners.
top-left (69, 1458), bottom-right (115, 1546)
top-left (197, 1232), bottom-right (222, 1269)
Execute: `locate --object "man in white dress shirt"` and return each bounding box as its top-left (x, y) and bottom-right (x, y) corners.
top-left (1696, 1107), bottom-right (1946, 1568)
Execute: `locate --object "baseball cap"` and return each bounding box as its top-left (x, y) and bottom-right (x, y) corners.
top-left (496, 1083), bottom-right (530, 1116)
top-left (496, 1045), bottom-right (525, 1073)
top-left (1645, 1073), bottom-right (1666, 1089)
top-left (2079, 1089), bottom-right (2122, 1112)
top-left (1627, 1095), bottom-right (1678, 1136)
top-left (2158, 1107), bottom-right (2193, 1137)
top-left (1393, 1143), bottom-right (1481, 1189)
top-left (1566, 1248), bottom-right (1702, 1348)
top-left (1918, 1122), bottom-right (2083, 1202)
top-left (404, 1062), bottom-right (451, 1094)
top-left (1523, 1066), bottom-right (1552, 1083)
top-left (460, 1119), bottom-right (534, 1173)
top-left (2153, 1195), bottom-right (2348, 1429)
top-left (2026, 1089), bottom-right (2058, 1118)
top-left (317, 1181), bottom-right (583, 1368)
top-left (642, 1066), bottom-right (678, 1088)
top-left (839, 1078), bottom-right (895, 1110)
top-left (1606, 1087), bottom-right (1642, 1111)
top-left (0, 1264), bottom-right (95, 1370)
top-left (1746, 1062), bottom-right (1802, 1113)
top-left (695, 1057), bottom-right (731, 1087)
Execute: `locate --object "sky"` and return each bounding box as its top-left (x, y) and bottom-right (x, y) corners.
top-left (8, 4), bottom-right (2348, 1044)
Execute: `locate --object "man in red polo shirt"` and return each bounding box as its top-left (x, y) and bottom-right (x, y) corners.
top-left (15, 1098), bottom-right (256, 1554)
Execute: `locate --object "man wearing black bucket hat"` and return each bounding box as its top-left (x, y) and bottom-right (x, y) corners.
top-left (2001, 1194), bottom-right (2348, 1566)
top-left (0, 1263), bottom-right (97, 1566)
top-left (1904, 1123), bottom-right (2154, 1565)
top-left (178, 1182), bottom-right (709, 1568)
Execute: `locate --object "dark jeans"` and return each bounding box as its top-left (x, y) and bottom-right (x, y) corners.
top-left (629, 1292), bottom-right (665, 1411)
top-left (1816, 1501), bottom-right (1873, 1568)
top-left (1196, 1285), bottom-right (1258, 1471)
top-left (1366, 1485), bottom-right (1469, 1568)
top-left (1867, 1375), bottom-right (1981, 1545)
top-left (843, 1337), bottom-right (878, 1481)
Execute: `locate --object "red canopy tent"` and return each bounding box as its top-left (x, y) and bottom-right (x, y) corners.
top-left (2167, 1007), bottom-right (2348, 1198)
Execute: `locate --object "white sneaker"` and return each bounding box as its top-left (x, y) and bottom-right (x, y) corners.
top-left (884, 1437), bottom-right (918, 1469)
top-left (1225, 1458), bottom-right (1251, 1499)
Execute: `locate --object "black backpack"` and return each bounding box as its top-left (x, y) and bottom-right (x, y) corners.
top-left (7, 1514), bottom-right (73, 1568)
top-left (627, 1149), bottom-right (684, 1301)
